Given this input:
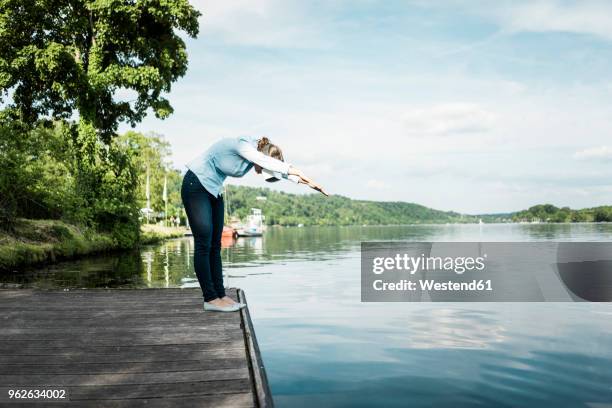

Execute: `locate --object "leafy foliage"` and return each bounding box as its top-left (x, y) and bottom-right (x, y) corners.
top-left (0, 119), bottom-right (79, 227)
top-left (0, 0), bottom-right (200, 136)
top-left (0, 120), bottom-right (140, 246)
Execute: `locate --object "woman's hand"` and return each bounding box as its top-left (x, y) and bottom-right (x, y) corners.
top-left (289, 166), bottom-right (329, 196)
top-left (305, 179), bottom-right (329, 196)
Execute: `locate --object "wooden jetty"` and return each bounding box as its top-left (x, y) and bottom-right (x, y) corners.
top-left (0, 288), bottom-right (273, 407)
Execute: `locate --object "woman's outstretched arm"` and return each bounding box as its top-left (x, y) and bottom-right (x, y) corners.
top-left (236, 138), bottom-right (329, 196)
top-left (288, 166), bottom-right (329, 196)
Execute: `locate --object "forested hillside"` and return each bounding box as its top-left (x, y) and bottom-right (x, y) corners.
top-left (511, 204), bottom-right (612, 223)
top-left (225, 185), bottom-right (478, 226)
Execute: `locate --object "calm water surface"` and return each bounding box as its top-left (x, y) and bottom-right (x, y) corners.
top-left (3, 224), bottom-right (612, 407)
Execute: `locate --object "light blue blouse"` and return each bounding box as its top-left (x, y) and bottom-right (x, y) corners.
top-left (186, 135), bottom-right (298, 197)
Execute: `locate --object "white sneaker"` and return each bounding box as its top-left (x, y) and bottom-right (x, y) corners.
top-left (203, 302), bottom-right (240, 312)
top-left (224, 301), bottom-right (246, 310)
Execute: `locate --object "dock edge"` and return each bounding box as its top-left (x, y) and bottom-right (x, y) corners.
top-left (237, 289), bottom-right (274, 408)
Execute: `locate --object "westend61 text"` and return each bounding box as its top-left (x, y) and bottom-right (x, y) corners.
top-left (373, 279), bottom-right (493, 292)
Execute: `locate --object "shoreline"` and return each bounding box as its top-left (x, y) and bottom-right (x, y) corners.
top-left (2, 220), bottom-right (610, 272)
top-left (0, 220), bottom-right (186, 272)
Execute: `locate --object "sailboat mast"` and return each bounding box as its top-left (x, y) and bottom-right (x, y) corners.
top-left (145, 166), bottom-right (151, 224)
top-left (163, 171), bottom-right (168, 227)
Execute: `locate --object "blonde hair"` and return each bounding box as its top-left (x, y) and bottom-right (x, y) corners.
top-left (257, 137), bottom-right (284, 161)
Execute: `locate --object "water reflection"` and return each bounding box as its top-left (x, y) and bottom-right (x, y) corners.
top-left (6, 223), bottom-right (612, 290)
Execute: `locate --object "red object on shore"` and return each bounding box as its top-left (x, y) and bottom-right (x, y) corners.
top-left (221, 226), bottom-right (237, 248)
top-left (222, 226), bottom-right (238, 239)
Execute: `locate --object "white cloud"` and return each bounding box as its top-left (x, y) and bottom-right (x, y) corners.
top-left (402, 103), bottom-right (497, 137)
top-left (485, 0), bottom-right (612, 41)
top-left (366, 179), bottom-right (391, 190)
top-left (416, 1), bottom-right (612, 42)
top-left (191, 0), bottom-right (328, 48)
top-left (574, 146), bottom-right (612, 161)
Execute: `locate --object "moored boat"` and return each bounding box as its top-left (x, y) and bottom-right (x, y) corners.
top-left (236, 208), bottom-right (265, 237)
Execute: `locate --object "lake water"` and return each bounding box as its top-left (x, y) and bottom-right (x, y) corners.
top-left (3, 224), bottom-right (612, 407)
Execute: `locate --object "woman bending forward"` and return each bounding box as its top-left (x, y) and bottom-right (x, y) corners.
top-left (182, 136), bottom-right (327, 312)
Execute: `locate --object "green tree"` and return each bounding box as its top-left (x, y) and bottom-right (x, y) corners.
top-left (594, 207), bottom-right (612, 222)
top-left (0, 118), bottom-right (79, 228)
top-left (570, 211), bottom-right (589, 223)
top-left (0, 0), bottom-right (199, 139)
top-left (550, 206), bottom-right (571, 223)
top-left (0, 0), bottom-right (199, 238)
top-left (0, 0), bottom-right (198, 208)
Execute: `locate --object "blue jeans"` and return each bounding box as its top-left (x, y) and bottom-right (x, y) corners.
top-left (181, 170), bottom-right (225, 301)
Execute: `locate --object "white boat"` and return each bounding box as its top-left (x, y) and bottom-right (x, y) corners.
top-left (236, 208), bottom-right (265, 237)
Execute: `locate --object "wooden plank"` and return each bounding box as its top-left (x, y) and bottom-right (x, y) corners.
top-left (2, 311), bottom-right (225, 319)
top-left (0, 333), bottom-right (242, 345)
top-left (0, 348), bottom-right (247, 364)
top-left (0, 294), bottom-right (203, 300)
top-left (0, 325), bottom-right (243, 336)
top-left (0, 305), bottom-right (206, 312)
top-left (2, 359), bottom-right (249, 375)
top-left (8, 393), bottom-right (256, 407)
top-left (2, 322), bottom-right (222, 332)
top-left (1, 288), bottom-right (202, 295)
top-left (0, 288), bottom-right (268, 407)
top-left (0, 337), bottom-right (239, 347)
top-left (0, 340), bottom-right (246, 355)
top-left (0, 368), bottom-right (250, 386)
top-left (68, 378), bottom-right (252, 399)
top-left (0, 313), bottom-right (234, 329)
top-left (0, 292), bottom-right (208, 307)
top-left (0, 297), bottom-right (205, 306)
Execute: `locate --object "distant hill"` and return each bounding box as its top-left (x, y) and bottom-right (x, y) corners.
top-left (477, 212), bottom-right (515, 223)
top-left (225, 185), bottom-right (479, 226)
top-left (225, 186), bottom-right (612, 226)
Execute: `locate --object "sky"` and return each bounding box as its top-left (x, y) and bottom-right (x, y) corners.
top-left (122, 0), bottom-right (612, 214)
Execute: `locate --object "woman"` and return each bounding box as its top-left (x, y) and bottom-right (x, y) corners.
top-left (182, 135), bottom-right (328, 312)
